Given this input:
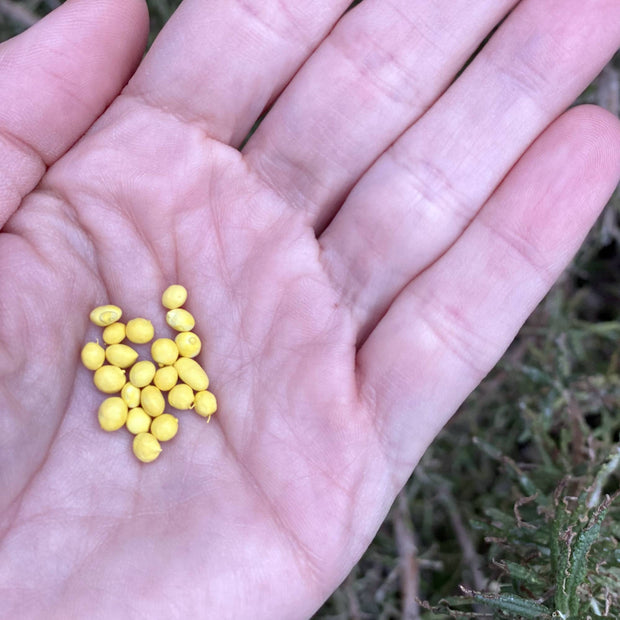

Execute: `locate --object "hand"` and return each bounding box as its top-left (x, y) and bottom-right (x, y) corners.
top-left (1, 0), bottom-right (619, 617)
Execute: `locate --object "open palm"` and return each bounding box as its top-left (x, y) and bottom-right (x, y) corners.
top-left (1, 1), bottom-right (619, 618)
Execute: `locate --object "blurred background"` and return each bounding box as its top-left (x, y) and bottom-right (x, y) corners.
top-left (1, 2), bottom-right (619, 618)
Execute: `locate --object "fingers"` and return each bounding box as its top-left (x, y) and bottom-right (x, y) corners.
top-left (0, 0), bottom-right (148, 230)
top-left (318, 0), bottom-right (620, 339)
top-left (244, 0), bottom-right (517, 229)
top-left (124, 0), bottom-right (351, 146)
top-left (357, 105), bottom-right (620, 477)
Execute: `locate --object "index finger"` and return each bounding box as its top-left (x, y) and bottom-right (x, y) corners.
top-left (123, 0), bottom-right (351, 146)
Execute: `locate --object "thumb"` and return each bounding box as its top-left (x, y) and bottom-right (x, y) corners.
top-left (0, 0), bottom-right (149, 228)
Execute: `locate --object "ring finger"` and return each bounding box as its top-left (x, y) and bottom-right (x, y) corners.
top-left (317, 0), bottom-right (620, 340)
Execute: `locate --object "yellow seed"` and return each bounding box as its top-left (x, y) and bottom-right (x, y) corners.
top-left (89, 304), bottom-right (122, 327)
top-left (105, 344), bottom-right (139, 369)
top-left (161, 284), bottom-right (188, 310)
top-left (168, 383), bottom-right (194, 410)
top-left (154, 366), bottom-right (178, 391)
top-left (150, 413), bottom-right (179, 442)
top-left (125, 318), bottom-right (154, 344)
top-left (126, 407), bottom-right (152, 434)
top-left (175, 332), bottom-right (202, 358)
top-left (166, 308), bottom-right (195, 332)
top-left (141, 385), bottom-right (165, 417)
top-left (194, 390), bottom-right (217, 418)
top-left (174, 357), bottom-right (209, 391)
top-left (129, 360), bottom-right (156, 388)
top-left (102, 322), bottom-right (126, 345)
top-left (121, 382), bottom-right (141, 408)
top-left (81, 342), bottom-right (105, 371)
top-left (132, 432), bottom-right (162, 463)
top-left (151, 338), bottom-right (179, 366)
top-left (98, 397), bottom-right (128, 431)
top-left (93, 365), bottom-right (126, 393)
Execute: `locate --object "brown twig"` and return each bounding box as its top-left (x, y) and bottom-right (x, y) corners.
top-left (513, 493), bottom-right (539, 529)
top-left (394, 490), bottom-right (421, 620)
top-left (0, 0), bottom-right (38, 29)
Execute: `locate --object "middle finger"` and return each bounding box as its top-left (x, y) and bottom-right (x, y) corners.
top-left (243, 0), bottom-right (518, 230)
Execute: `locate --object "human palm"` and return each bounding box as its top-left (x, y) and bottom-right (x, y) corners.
top-left (1, 1), bottom-right (619, 618)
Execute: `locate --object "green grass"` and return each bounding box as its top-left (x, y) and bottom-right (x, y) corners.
top-left (2, 3), bottom-right (619, 618)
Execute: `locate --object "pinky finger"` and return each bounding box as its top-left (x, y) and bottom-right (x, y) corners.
top-left (358, 105), bottom-right (620, 481)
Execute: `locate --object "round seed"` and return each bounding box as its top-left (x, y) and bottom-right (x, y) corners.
top-left (168, 383), bottom-right (194, 410)
top-left (105, 344), bottom-right (139, 369)
top-left (175, 332), bottom-right (201, 358)
top-left (132, 432), bottom-right (162, 463)
top-left (98, 397), bottom-right (128, 431)
top-left (161, 285), bottom-right (187, 310)
top-left (125, 318), bottom-right (154, 344)
top-left (174, 358), bottom-right (208, 391)
top-left (121, 382), bottom-right (141, 408)
top-left (194, 390), bottom-right (217, 418)
top-left (154, 366), bottom-right (178, 392)
top-left (129, 360), bottom-right (156, 388)
top-left (89, 304), bottom-right (122, 327)
top-left (81, 342), bottom-right (105, 371)
top-left (150, 414), bottom-right (179, 442)
top-left (166, 308), bottom-right (195, 332)
top-left (93, 365), bottom-right (126, 393)
top-left (126, 407), bottom-right (152, 434)
top-left (141, 385), bottom-right (165, 417)
top-left (102, 322), bottom-right (126, 345)
top-left (151, 338), bottom-right (179, 366)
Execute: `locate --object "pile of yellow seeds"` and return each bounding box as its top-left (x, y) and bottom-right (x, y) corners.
top-left (81, 285), bottom-right (217, 463)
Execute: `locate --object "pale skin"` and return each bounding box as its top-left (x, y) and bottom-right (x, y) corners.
top-left (0, 0), bottom-right (619, 617)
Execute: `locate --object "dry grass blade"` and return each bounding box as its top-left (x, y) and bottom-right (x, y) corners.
top-left (344, 571), bottom-right (362, 620)
top-left (438, 491), bottom-right (486, 592)
top-left (393, 490), bottom-right (420, 620)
